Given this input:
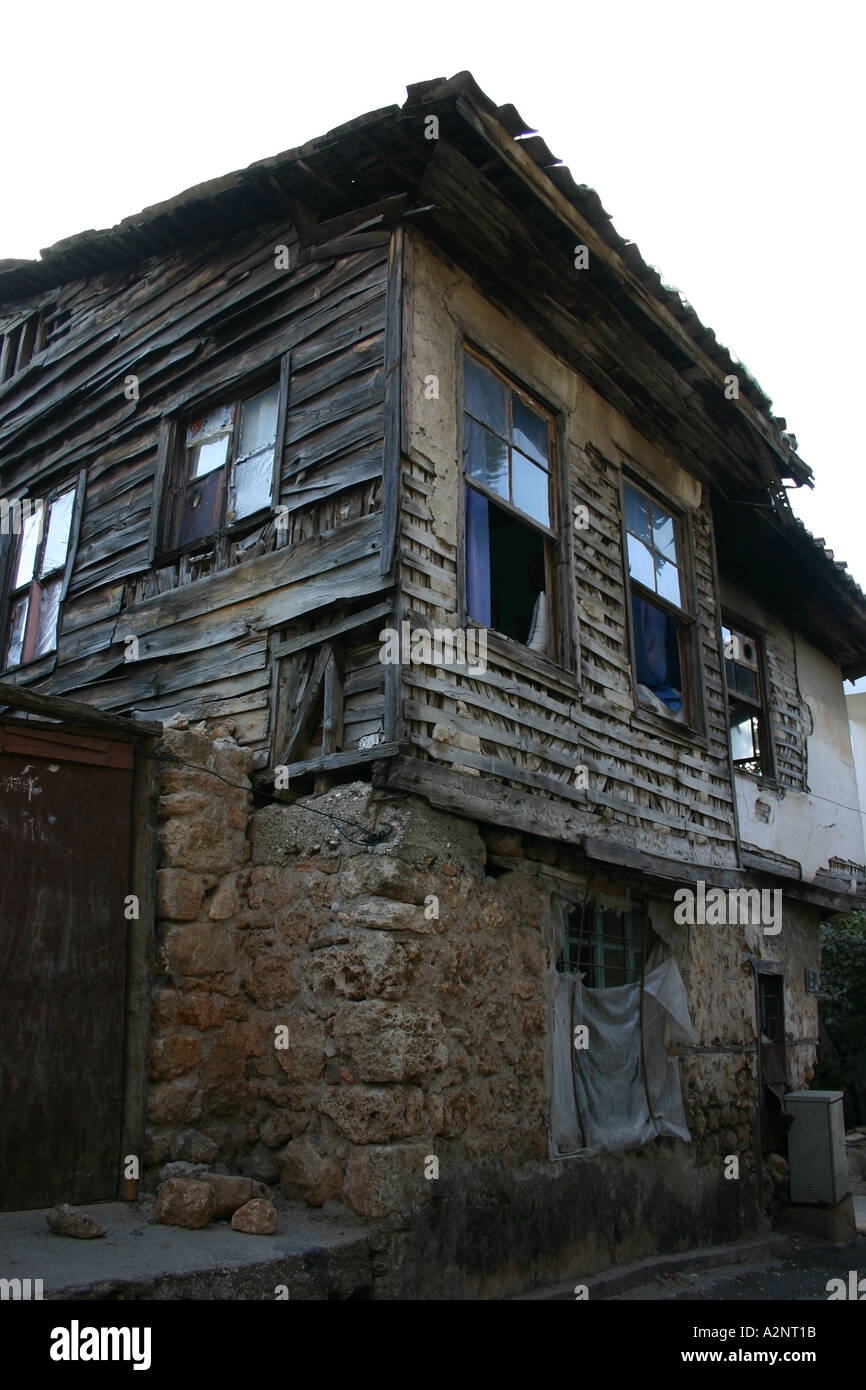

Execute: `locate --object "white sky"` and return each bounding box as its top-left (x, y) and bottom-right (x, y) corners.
top-left (3, 0), bottom-right (864, 673)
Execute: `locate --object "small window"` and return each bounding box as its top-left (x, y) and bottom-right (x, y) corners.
top-left (623, 478), bottom-right (695, 725)
top-left (462, 348), bottom-right (557, 656)
top-left (557, 899), bottom-right (654, 989)
top-left (721, 621), bottom-right (773, 777)
top-left (2, 482), bottom-right (79, 670)
top-left (0, 311), bottom-right (44, 384)
top-left (159, 371), bottom-right (286, 556)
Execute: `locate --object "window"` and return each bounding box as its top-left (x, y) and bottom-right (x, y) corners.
top-left (3, 481), bottom-right (80, 670)
top-left (551, 891), bottom-right (695, 1156)
top-left (622, 478), bottom-right (695, 725)
top-left (462, 347), bottom-right (557, 656)
top-left (158, 367), bottom-right (287, 557)
top-left (557, 899), bottom-right (655, 989)
top-left (0, 311), bottom-right (45, 384)
top-left (721, 620), bottom-right (772, 776)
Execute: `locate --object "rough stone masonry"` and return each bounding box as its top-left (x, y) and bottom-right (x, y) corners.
top-left (144, 722), bottom-right (812, 1296)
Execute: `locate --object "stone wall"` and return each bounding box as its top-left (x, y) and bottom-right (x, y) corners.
top-left (145, 723), bottom-right (821, 1294)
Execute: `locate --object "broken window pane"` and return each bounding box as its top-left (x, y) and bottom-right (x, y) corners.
top-left (14, 503), bottom-right (43, 589)
top-left (511, 450), bottom-right (550, 526)
top-left (512, 395), bottom-right (549, 464)
top-left (465, 418), bottom-right (508, 497)
top-left (655, 553), bottom-right (682, 606)
top-left (239, 385), bottom-right (279, 458)
top-left (229, 447), bottom-right (274, 521)
top-left (624, 483), bottom-right (651, 545)
top-left (6, 596), bottom-right (28, 668)
top-left (186, 403), bottom-right (236, 447)
top-left (722, 621), bottom-right (768, 773)
top-left (488, 497), bottom-right (548, 650)
top-left (651, 503), bottom-right (678, 560)
top-left (627, 533), bottom-right (655, 590)
top-left (33, 578), bottom-right (61, 658)
top-left (40, 488), bottom-right (75, 577)
top-left (464, 353), bottom-right (508, 434)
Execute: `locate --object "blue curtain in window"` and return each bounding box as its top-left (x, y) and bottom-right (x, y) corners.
top-left (465, 487), bottom-right (491, 627)
top-left (632, 594), bottom-right (681, 712)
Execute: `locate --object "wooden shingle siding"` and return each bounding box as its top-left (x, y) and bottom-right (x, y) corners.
top-left (0, 224), bottom-right (390, 759)
top-left (764, 623), bottom-right (809, 789)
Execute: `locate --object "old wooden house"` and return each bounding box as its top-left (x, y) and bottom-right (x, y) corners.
top-left (2, 73), bottom-right (865, 1297)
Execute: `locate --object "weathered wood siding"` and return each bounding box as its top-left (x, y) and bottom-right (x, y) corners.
top-left (718, 576), bottom-right (809, 791)
top-left (0, 223), bottom-right (391, 761)
top-left (397, 231), bottom-right (739, 866)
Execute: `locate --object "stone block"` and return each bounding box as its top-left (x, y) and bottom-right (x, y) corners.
top-left (242, 955), bottom-right (298, 1009)
top-left (152, 988), bottom-right (240, 1031)
top-left (319, 1084), bottom-right (424, 1144)
top-left (199, 1173), bottom-right (254, 1218)
top-left (347, 897), bottom-right (435, 934)
top-left (158, 814), bottom-right (247, 878)
top-left (277, 1137), bottom-right (343, 1207)
top-left (260, 1110), bottom-right (294, 1149)
top-left (339, 856), bottom-right (429, 905)
top-left (156, 868), bottom-right (205, 921)
top-left (242, 1142), bottom-right (280, 1186)
top-left (46, 1205), bottom-right (105, 1239)
top-left (333, 1002), bottom-right (448, 1082)
top-left (164, 924), bottom-right (237, 977)
top-left (307, 932), bottom-right (415, 1003)
top-left (274, 1015), bottom-right (326, 1082)
top-left (232, 1199), bottom-right (277, 1234)
top-left (154, 1178), bottom-right (215, 1229)
top-left (148, 1033), bottom-right (200, 1082)
top-left (208, 875), bottom-right (241, 921)
top-left (147, 1079), bottom-right (203, 1127)
top-left (170, 1129), bottom-right (219, 1164)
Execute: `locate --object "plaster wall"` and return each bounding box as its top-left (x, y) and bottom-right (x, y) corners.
top-left (844, 691), bottom-right (866, 866)
top-left (721, 578), bottom-right (863, 879)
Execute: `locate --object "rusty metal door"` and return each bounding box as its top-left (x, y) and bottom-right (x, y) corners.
top-left (0, 721), bottom-right (133, 1210)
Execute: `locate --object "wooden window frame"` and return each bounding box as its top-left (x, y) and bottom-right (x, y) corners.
top-left (720, 608), bottom-right (776, 781)
top-left (1, 470), bottom-right (86, 672)
top-left (620, 471), bottom-right (706, 740)
top-left (0, 310), bottom-right (46, 387)
top-left (152, 351), bottom-right (290, 563)
top-left (458, 342), bottom-right (568, 667)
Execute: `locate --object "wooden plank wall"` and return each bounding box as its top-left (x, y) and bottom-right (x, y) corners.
top-left (0, 224), bottom-right (391, 761)
top-left (396, 236), bottom-right (741, 867)
top-left (399, 447), bottom-right (738, 864)
top-left (764, 624), bottom-right (809, 789)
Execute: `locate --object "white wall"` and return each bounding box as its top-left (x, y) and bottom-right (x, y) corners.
top-left (722, 580), bottom-right (865, 882)
top-left (845, 690), bottom-right (866, 864)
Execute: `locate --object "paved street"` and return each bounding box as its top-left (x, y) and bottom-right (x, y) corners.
top-left (611, 1234), bottom-right (866, 1301)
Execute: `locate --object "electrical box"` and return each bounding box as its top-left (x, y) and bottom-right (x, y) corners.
top-left (783, 1090), bottom-right (848, 1204)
